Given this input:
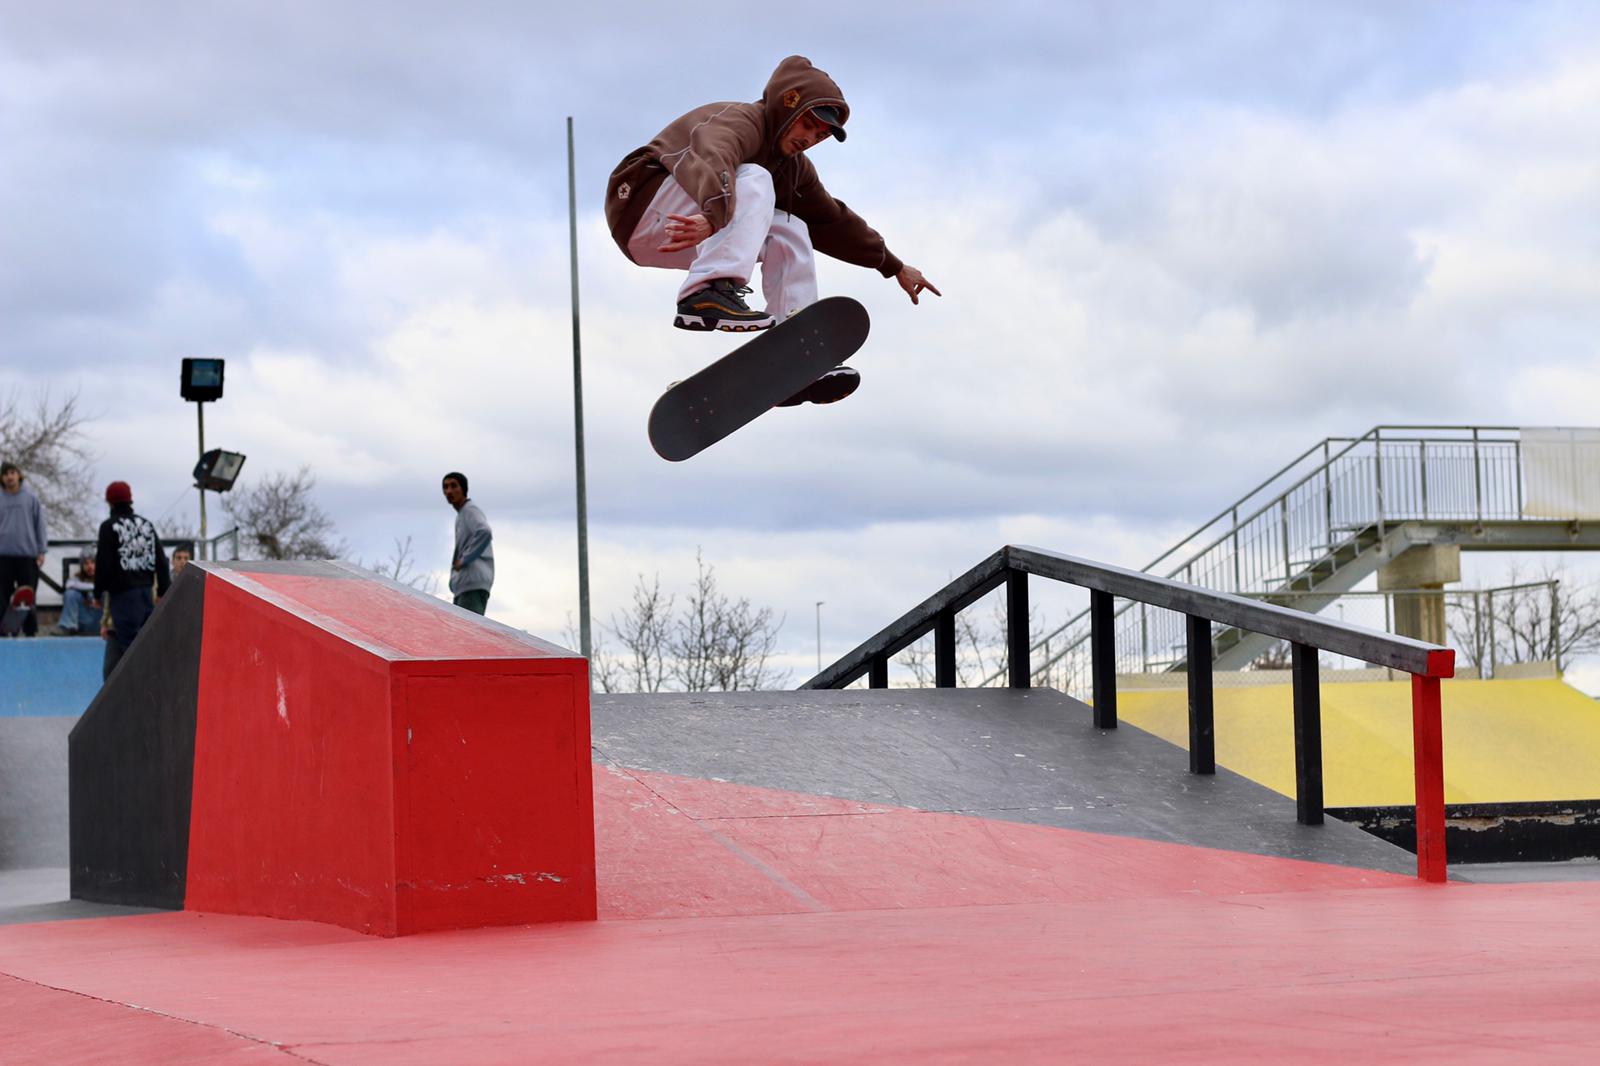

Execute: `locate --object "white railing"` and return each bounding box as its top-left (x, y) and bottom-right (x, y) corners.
top-left (993, 426), bottom-right (1540, 692)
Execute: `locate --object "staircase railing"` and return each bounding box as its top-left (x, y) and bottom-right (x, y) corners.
top-left (988, 426), bottom-right (1528, 688)
top-left (802, 544), bottom-right (1455, 882)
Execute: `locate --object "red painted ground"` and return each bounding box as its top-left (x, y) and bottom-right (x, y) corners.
top-left (5, 767), bottom-right (1600, 1063)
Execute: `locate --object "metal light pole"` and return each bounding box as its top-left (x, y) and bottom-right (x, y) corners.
top-left (196, 401), bottom-right (208, 560)
top-left (567, 116), bottom-right (592, 661)
top-left (181, 358), bottom-right (226, 561)
top-left (815, 601), bottom-right (824, 672)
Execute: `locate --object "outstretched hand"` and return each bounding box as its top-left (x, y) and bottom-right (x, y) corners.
top-left (659, 213), bottom-right (712, 254)
top-left (896, 265), bottom-right (942, 305)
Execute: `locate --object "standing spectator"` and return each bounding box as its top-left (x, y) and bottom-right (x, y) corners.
top-left (94, 481), bottom-right (170, 659)
top-left (442, 471), bottom-right (493, 615)
top-left (169, 541), bottom-right (194, 581)
top-left (0, 461), bottom-right (47, 637)
top-left (55, 549), bottom-right (102, 635)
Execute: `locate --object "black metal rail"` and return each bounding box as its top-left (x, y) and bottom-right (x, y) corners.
top-left (801, 544), bottom-right (1455, 881)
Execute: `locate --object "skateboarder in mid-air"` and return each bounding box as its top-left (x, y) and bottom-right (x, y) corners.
top-left (606, 55), bottom-right (939, 407)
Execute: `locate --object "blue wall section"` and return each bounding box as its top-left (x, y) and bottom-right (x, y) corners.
top-left (1, 640), bottom-right (103, 716)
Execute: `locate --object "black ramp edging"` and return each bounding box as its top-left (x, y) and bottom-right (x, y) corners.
top-left (1331, 800), bottom-right (1600, 864)
top-left (592, 688), bottom-right (1415, 874)
top-left (68, 567), bottom-right (206, 908)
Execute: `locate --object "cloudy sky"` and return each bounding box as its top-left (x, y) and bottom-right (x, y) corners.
top-left (4, 1), bottom-right (1599, 688)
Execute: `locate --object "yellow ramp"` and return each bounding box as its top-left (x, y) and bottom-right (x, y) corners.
top-left (1117, 678), bottom-right (1600, 806)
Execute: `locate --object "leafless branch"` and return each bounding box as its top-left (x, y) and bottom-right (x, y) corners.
top-left (0, 387), bottom-right (98, 535)
top-left (361, 535), bottom-right (439, 593)
top-left (597, 550), bottom-right (789, 693)
top-left (220, 466), bottom-right (345, 560)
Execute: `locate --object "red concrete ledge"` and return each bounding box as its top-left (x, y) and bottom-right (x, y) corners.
top-left (70, 560), bottom-right (595, 937)
top-left (185, 565), bottom-right (596, 937)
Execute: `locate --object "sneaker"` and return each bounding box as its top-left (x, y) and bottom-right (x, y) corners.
top-left (675, 279), bottom-right (775, 332)
top-left (776, 366), bottom-right (860, 407)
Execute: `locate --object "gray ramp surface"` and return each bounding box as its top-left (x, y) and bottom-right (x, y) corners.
top-left (0, 717), bottom-right (73, 869)
top-left (2, 717), bottom-right (161, 925)
top-left (593, 688), bottom-right (1415, 874)
top-left (0, 868), bottom-right (158, 925)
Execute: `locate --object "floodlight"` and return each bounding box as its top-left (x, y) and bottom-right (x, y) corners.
top-left (181, 358), bottom-right (226, 402)
top-left (193, 449), bottom-right (246, 492)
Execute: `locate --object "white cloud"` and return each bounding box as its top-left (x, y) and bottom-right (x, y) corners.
top-left (6, 3), bottom-right (1600, 676)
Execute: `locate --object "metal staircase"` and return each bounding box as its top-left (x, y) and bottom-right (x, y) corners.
top-left (993, 425), bottom-right (1599, 692)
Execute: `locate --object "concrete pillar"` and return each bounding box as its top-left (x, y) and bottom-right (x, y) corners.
top-left (1377, 545), bottom-right (1460, 646)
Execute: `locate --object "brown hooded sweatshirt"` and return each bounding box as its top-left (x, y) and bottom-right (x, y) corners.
top-left (605, 56), bottom-right (904, 279)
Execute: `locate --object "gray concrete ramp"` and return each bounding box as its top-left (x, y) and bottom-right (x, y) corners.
top-left (592, 687), bottom-right (1414, 874)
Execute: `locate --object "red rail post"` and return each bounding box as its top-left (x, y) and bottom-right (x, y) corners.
top-left (1410, 673), bottom-right (1447, 882)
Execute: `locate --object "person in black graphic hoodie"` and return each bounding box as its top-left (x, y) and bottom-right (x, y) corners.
top-left (94, 480), bottom-right (171, 658)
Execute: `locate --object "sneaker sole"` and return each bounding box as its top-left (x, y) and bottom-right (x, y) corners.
top-left (806, 370), bottom-right (860, 405)
top-left (777, 369), bottom-right (860, 408)
top-left (674, 313), bottom-right (775, 333)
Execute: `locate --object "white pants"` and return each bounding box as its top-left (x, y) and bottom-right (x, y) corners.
top-left (626, 163), bottom-right (818, 321)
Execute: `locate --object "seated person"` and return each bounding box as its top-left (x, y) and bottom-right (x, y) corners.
top-left (56, 552), bottom-right (103, 635)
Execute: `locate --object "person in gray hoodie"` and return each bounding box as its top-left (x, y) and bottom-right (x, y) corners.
top-left (0, 462), bottom-right (48, 637)
top-left (442, 471), bottom-right (493, 615)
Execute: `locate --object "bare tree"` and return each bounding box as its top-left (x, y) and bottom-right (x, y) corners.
top-left (669, 552), bottom-right (786, 691)
top-left (708, 590), bottom-right (785, 691)
top-left (896, 599), bottom-right (1047, 687)
top-left (0, 387), bottom-right (98, 535)
top-left (593, 552), bottom-right (788, 692)
top-left (156, 519), bottom-right (199, 545)
top-left (902, 633), bottom-right (935, 686)
top-left (564, 614), bottom-right (622, 693)
top-left (1448, 565), bottom-right (1600, 673)
top-left (221, 466), bottom-right (344, 560)
top-left (604, 574), bottom-right (675, 693)
top-left (974, 599), bottom-right (1049, 685)
top-left (363, 535), bottom-right (439, 593)
top-left (1445, 598), bottom-right (1486, 673)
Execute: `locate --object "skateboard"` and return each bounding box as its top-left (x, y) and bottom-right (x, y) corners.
top-left (647, 296), bottom-right (870, 462)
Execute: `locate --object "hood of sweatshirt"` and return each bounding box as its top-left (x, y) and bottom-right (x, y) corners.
top-left (760, 56), bottom-right (850, 154)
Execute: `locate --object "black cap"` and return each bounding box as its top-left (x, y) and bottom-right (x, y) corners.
top-left (810, 105), bottom-right (846, 142)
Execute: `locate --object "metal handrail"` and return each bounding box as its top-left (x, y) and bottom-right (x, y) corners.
top-left (1096, 426), bottom-right (1519, 598)
top-left (1015, 431), bottom-right (1383, 678)
top-left (985, 424), bottom-right (1557, 686)
top-left (801, 543), bottom-right (1454, 883)
top-left (805, 545), bottom-right (1453, 690)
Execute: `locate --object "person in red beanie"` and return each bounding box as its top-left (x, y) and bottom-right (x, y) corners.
top-left (94, 481), bottom-right (170, 667)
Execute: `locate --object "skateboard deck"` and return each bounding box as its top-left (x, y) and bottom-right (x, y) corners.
top-left (647, 295), bottom-right (870, 462)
